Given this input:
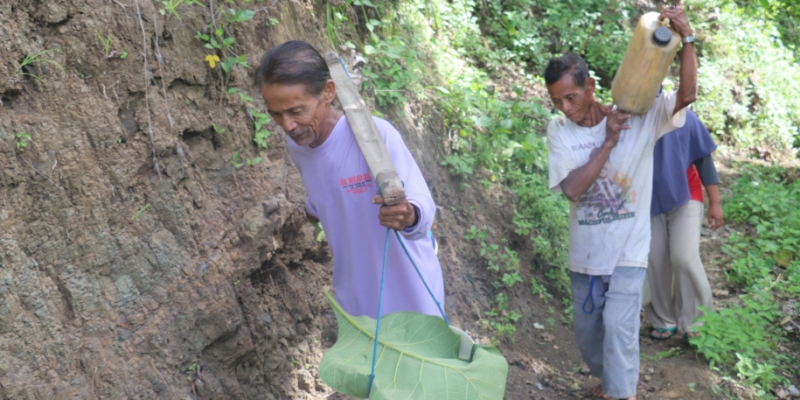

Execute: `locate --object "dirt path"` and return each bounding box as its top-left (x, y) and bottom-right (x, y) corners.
top-left (500, 156), bottom-right (755, 400)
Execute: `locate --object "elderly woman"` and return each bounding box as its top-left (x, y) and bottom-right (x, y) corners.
top-left (255, 40), bottom-right (445, 318)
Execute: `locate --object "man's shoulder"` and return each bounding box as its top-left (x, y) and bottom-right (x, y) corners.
top-left (547, 115), bottom-right (569, 129)
top-left (546, 116), bottom-right (571, 137)
top-left (369, 116), bottom-right (404, 143)
top-left (371, 116), bottom-right (400, 133)
top-left (341, 115), bottom-right (399, 134)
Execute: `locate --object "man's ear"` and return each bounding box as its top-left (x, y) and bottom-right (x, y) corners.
top-left (585, 76), bottom-right (597, 96)
top-left (321, 79), bottom-right (337, 104)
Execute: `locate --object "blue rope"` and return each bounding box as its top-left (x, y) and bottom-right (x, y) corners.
top-left (582, 276), bottom-right (596, 314)
top-left (394, 230), bottom-right (450, 324)
top-left (368, 228), bottom-right (392, 392)
top-left (367, 227), bottom-right (449, 393)
top-left (338, 56), bottom-right (352, 80)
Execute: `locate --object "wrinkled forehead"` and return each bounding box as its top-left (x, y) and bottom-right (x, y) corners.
top-left (547, 76), bottom-right (585, 99)
top-left (260, 83), bottom-right (318, 111)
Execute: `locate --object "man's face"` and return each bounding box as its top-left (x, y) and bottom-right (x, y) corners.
top-left (546, 73), bottom-right (596, 125)
top-left (260, 81), bottom-right (335, 148)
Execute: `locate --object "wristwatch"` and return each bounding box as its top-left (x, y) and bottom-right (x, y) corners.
top-left (682, 31), bottom-right (696, 44)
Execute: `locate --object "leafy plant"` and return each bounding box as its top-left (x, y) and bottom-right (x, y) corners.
top-left (230, 152), bottom-right (244, 168)
top-left (231, 151), bottom-right (261, 169)
top-left (15, 132), bottom-right (32, 151)
top-left (251, 110), bottom-right (272, 148)
top-left (531, 277), bottom-right (553, 303)
top-left (246, 154), bottom-right (262, 167)
top-left (159, 0), bottom-right (185, 19)
top-left (481, 292), bottom-right (522, 343)
top-left (319, 291), bottom-right (508, 398)
top-left (465, 226), bottom-right (520, 280)
top-left (227, 87), bottom-right (253, 103)
top-left (192, 3), bottom-right (254, 87)
top-left (692, 293), bottom-right (789, 390)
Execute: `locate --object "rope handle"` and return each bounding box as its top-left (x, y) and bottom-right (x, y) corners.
top-left (368, 228), bottom-right (391, 392)
top-left (368, 227), bottom-right (448, 393)
top-left (582, 276), bottom-right (596, 314)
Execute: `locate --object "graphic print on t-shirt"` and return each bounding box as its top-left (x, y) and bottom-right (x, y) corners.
top-left (340, 172), bottom-right (374, 194)
top-left (577, 148), bottom-right (637, 225)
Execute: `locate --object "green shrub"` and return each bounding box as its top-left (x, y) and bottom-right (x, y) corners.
top-left (722, 165), bottom-right (800, 288)
top-left (688, 0), bottom-right (800, 150)
top-left (692, 291), bottom-right (789, 391)
top-left (477, 0), bottom-right (635, 82)
top-left (692, 164), bottom-right (800, 392)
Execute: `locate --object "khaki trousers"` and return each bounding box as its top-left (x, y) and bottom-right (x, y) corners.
top-left (644, 200), bottom-right (712, 334)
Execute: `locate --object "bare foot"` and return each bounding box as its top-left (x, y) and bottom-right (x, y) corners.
top-left (589, 384), bottom-right (610, 399)
top-left (589, 385), bottom-right (637, 399)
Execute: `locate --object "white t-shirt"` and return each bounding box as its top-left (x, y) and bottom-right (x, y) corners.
top-left (547, 92), bottom-right (686, 275)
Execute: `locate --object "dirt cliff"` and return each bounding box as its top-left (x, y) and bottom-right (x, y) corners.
top-left (1, 0), bottom-right (334, 398)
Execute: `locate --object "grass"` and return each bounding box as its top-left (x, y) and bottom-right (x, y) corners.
top-left (13, 50), bottom-right (65, 81)
top-left (97, 31), bottom-right (113, 56)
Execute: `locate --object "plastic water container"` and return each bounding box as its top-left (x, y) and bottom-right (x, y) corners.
top-left (611, 12), bottom-right (681, 115)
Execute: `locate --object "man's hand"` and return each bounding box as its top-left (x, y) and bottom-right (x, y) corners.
top-left (604, 106), bottom-right (630, 149)
top-left (558, 106), bottom-right (629, 202)
top-left (659, 6), bottom-right (693, 39)
top-left (660, 6), bottom-right (698, 114)
top-left (372, 195), bottom-right (417, 231)
top-left (707, 203), bottom-right (724, 230)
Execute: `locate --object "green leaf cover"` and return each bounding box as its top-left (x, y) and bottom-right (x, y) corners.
top-left (319, 292), bottom-right (508, 399)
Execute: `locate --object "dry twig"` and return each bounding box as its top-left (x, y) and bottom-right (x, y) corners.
top-left (134, 0), bottom-right (163, 181)
top-left (149, 4), bottom-right (175, 130)
top-left (18, 155), bottom-right (64, 191)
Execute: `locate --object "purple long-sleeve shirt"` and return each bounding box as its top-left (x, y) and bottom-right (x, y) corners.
top-left (287, 115), bottom-right (445, 318)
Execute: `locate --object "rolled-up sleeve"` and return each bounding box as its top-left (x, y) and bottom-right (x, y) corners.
top-left (547, 119), bottom-right (576, 194)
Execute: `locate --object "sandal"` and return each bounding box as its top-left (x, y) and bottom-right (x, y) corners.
top-left (650, 327), bottom-right (676, 340)
top-left (684, 331), bottom-right (700, 339)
